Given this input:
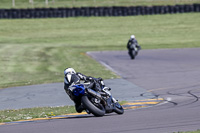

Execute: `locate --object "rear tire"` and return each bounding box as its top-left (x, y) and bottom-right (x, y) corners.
top-left (81, 96), bottom-right (105, 117)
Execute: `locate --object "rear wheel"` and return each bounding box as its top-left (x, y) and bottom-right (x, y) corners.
top-left (81, 96), bottom-right (105, 117)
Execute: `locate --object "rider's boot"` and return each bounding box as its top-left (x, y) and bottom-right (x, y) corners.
top-left (75, 104), bottom-right (84, 113)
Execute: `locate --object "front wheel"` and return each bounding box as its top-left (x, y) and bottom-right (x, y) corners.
top-left (81, 95), bottom-right (105, 117)
top-left (130, 50), bottom-right (136, 59)
top-left (114, 102), bottom-right (124, 114)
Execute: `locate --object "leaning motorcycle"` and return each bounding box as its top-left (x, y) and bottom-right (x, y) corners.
top-left (129, 44), bottom-right (139, 60)
top-left (72, 81), bottom-right (124, 117)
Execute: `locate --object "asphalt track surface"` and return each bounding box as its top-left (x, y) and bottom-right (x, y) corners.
top-left (0, 79), bottom-right (156, 110)
top-left (1, 48), bottom-right (200, 133)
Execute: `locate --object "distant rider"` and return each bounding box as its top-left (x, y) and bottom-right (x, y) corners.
top-left (64, 67), bottom-right (105, 113)
top-left (127, 35), bottom-right (141, 57)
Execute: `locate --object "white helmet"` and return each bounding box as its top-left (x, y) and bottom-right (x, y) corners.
top-left (64, 68), bottom-right (76, 75)
top-left (130, 35), bottom-right (135, 39)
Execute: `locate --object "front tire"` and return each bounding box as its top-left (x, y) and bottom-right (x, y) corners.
top-left (131, 50), bottom-right (136, 59)
top-left (114, 102), bottom-right (124, 114)
top-left (81, 96), bottom-right (105, 117)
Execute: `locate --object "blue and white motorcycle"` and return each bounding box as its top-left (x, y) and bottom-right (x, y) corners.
top-left (72, 80), bottom-right (124, 117)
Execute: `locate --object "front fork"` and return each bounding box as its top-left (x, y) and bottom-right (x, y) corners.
top-left (112, 97), bottom-right (117, 103)
top-left (104, 96), bottom-right (118, 113)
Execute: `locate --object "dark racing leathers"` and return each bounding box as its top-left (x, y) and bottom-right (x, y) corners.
top-left (64, 72), bottom-right (105, 113)
top-left (127, 38), bottom-right (141, 57)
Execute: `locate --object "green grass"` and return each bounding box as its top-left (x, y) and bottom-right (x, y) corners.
top-left (0, 13), bottom-right (200, 89)
top-left (0, 101), bottom-right (127, 122)
top-left (0, 105), bottom-right (76, 122)
top-left (1, 0), bottom-right (200, 9)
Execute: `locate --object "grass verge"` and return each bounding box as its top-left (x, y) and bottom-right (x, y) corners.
top-left (0, 105), bottom-right (76, 123)
top-left (0, 101), bottom-right (127, 123)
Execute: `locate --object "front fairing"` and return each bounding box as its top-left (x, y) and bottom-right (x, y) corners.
top-left (130, 44), bottom-right (138, 51)
top-left (72, 84), bottom-right (85, 96)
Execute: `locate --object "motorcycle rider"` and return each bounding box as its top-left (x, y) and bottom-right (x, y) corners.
top-left (64, 67), bottom-right (105, 113)
top-left (127, 35), bottom-right (141, 58)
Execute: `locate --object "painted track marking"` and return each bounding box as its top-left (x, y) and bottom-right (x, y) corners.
top-left (0, 98), bottom-right (164, 126)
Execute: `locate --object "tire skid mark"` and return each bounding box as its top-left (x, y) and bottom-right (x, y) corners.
top-left (166, 87), bottom-right (200, 107)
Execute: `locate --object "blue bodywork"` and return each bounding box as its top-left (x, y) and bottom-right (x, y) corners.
top-left (72, 84), bottom-right (85, 96)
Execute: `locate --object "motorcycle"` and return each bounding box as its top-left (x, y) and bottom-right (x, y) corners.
top-left (128, 44), bottom-right (139, 60)
top-left (72, 80), bottom-right (124, 117)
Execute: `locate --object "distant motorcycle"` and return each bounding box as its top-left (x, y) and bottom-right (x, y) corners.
top-left (72, 80), bottom-right (124, 117)
top-left (128, 44), bottom-right (139, 60)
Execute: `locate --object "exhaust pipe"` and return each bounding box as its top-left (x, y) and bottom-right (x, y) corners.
top-left (86, 88), bottom-right (102, 99)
